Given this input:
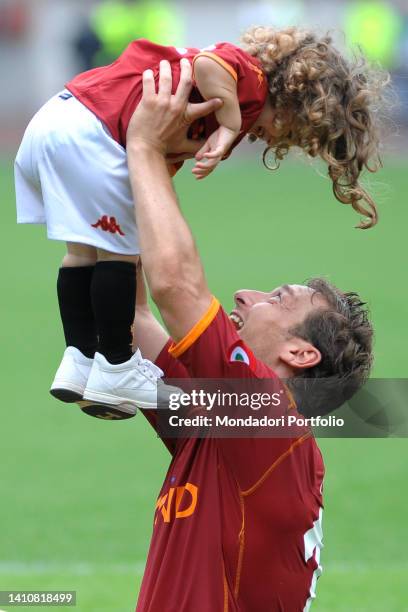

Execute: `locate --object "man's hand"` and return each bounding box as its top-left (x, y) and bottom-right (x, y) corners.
top-left (127, 59), bottom-right (222, 155)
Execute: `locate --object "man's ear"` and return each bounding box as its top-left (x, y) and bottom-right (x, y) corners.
top-left (279, 338), bottom-right (322, 371)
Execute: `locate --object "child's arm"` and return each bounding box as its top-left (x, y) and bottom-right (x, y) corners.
top-left (192, 55), bottom-right (241, 179)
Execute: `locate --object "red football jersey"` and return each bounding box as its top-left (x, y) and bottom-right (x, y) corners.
top-left (138, 298), bottom-right (325, 612)
top-left (66, 39), bottom-right (268, 151)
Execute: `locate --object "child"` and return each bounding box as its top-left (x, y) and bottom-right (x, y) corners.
top-left (14, 26), bottom-right (386, 420)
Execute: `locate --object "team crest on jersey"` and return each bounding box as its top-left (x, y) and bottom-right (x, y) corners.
top-left (229, 341), bottom-right (256, 370)
top-left (230, 345), bottom-right (250, 364)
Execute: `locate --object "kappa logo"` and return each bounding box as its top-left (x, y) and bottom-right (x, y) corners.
top-left (91, 215), bottom-right (125, 236)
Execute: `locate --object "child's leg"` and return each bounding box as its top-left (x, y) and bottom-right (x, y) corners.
top-left (91, 250), bottom-right (140, 364)
top-left (57, 242), bottom-right (97, 358)
top-left (81, 251), bottom-right (172, 418)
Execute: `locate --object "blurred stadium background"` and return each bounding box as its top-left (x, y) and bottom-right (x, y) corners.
top-left (1, 1), bottom-right (408, 610)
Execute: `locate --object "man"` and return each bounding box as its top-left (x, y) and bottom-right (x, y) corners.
top-left (126, 60), bottom-right (373, 611)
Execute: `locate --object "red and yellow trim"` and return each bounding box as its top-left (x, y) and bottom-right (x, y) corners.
top-left (231, 434), bottom-right (310, 598)
top-left (234, 493), bottom-right (245, 599)
top-left (222, 560), bottom-right (229, 612)
top-left (282, 382), bottom-right (297, 411)
top-left (169, 296), bottom-right (220, 358)
top-left (192, 52), bottom-right (238, 83)
top-left (242, 433), bottom-right (312, 497)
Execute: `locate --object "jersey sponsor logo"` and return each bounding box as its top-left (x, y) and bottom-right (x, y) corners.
top-left (91, 215), bottom-right (125, 236)
top-left (246, 60), bottom-right (265, 87)
top-left (155, 482), bottom-right (198, 525)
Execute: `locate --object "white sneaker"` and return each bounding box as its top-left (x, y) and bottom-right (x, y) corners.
top-left (81, 350), bottom-right (164, 419)
top-left (50, 346), bottom-right (93, 403)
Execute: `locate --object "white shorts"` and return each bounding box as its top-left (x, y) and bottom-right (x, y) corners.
top-left (14, 91), bottom-right (139, 255)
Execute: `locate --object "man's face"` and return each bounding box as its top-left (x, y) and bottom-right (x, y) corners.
top-left (230, 284), bottom-right (328, 368)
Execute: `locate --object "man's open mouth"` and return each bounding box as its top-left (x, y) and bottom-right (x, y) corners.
top-left (230, 312), bottom-right (244, 330)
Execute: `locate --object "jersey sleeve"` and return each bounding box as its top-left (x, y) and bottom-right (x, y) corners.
top-left (168, 296), bottom-right (282, 380)
top-left (191, 42), bottom-right (268, 138)
top-left (156, 339), bottom-right (190, 378)
top-left (168, 297), bottom-right (257, 378)
top-left (167, 297), bottom-right (310, 490)
top-left (192, 43), bottom-right (263, 88)
top-left (192, 45), bottom-right (240, 83)
top-left (138, 340), bottom-right (190, 456)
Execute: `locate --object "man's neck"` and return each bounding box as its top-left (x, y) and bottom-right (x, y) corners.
top-left (248, 343), bottom-right (293, 379)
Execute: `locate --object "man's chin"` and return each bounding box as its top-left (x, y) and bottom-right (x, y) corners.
top-left (239, 327), bottom-right (259, 354)
top-left (238, 327), bottom-right (247, 341)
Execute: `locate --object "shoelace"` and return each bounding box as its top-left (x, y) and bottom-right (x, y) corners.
top-left (140, 360), bottom-right (182, 399)
top-left (138, 358), bottom-right (164, 382)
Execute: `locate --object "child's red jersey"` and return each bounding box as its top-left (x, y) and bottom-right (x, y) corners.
top-left (66, 39), bottom-right (268, 152)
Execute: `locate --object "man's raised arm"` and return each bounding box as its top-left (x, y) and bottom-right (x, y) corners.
top-left (126, 59), bottom-right (222, 342)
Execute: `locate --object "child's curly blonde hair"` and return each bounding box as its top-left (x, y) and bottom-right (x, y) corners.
top-left (241, 26), bottom-right (390, 228)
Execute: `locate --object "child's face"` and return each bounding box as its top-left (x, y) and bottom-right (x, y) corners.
top-left (249, 99), bottom-right (293, 146)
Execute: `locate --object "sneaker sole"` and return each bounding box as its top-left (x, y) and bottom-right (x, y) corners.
top-left (83, 389), bottom-right (158, 410)
top-left (50, 383), bottom-right (85, 403)
top-left (78, 401), bottom-right (136, 420)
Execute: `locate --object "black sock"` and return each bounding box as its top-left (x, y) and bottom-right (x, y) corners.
top-left (57, 266), bottom-right (97, 358)
top-left (91, 261), bottom-right (136, 364)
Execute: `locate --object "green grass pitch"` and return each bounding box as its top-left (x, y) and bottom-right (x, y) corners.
top-left (1, 153), bottom-right (408, 611)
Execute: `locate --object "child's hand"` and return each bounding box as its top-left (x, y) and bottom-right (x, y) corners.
top-left (192, 126), bottom-right (238, 180)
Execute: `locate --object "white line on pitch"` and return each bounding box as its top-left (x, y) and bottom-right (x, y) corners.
top-left (0, 562), bottom-right (146, 575)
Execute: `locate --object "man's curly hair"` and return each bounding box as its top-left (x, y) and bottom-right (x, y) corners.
top-left (287, 278), bottom-right (373, 417)
top-left (241, 26), bottom-right (390, 229)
